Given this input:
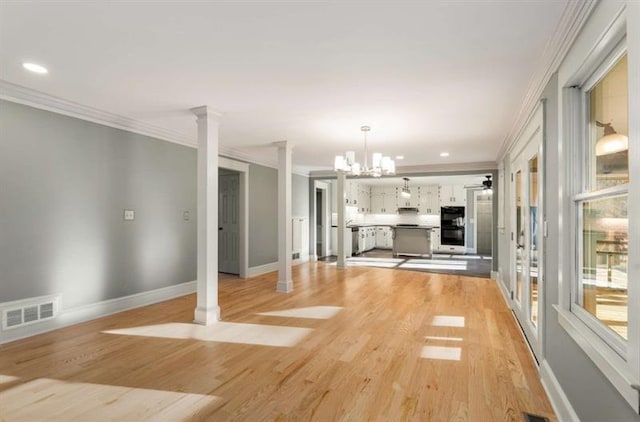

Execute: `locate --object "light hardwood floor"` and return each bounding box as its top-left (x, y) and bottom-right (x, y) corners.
top-left (0, 262), bottom-right (556, 421)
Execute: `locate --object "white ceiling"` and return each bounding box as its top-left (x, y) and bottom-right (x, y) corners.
top-left (0, 1), bottom-right (567, 174)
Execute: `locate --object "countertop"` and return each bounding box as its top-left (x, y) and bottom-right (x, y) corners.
top-left (330, 224), bottom-right (439, 229)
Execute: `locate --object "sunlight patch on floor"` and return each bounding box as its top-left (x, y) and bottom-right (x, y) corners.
top-left (425, 336), bottom-right (463, 342)
top-left (0, 377), bottom-right (220, 421)
top-left (432, 315), bottom-right (465, 327)
top-left (103, 322), bottom-right (312, 347)
top-left (0, 374), bottom-right (19, 384)
top-left (257, 306), bottom-right (343, 320)
top-left (346, 257), bottom-right (404, 263)
top-left (420, 346), bottom-right (462, 361)
top-left (346, 260), bottom-right (398, 268)
top-left (399, 262), bottom-right (467, 271)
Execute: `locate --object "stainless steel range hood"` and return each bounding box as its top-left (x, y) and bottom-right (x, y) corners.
top-left (397, 207), bottom-right (419, 214)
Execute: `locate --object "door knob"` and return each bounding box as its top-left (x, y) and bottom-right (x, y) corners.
top-left (219, 227), bottom-right (223, 231)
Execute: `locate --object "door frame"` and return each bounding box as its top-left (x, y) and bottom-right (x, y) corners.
top-left (473, 190), bottom-right (493, 256)
top-left (313, 180), bottom-right (330, 259)
top-left (509, 101), bottom-right (545, 361)
top-left (219, 157), bottom-right (249, 279)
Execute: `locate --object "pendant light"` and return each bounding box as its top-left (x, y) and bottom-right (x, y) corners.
top-left (595, 121), bottom-right (628, 156)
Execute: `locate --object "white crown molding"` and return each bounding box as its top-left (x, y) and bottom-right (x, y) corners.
top-left (0, 80), bottom-right (313, 176)
top-left (496, 0), bottom-right (598, 161)
top-left (308, 161), bottom-right (498, 179)
top-left (0, 79), bottom-right (196, 148)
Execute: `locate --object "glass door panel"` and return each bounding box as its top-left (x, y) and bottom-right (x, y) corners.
top-left (515, 170), bottom-right (524, 303)
top-left (528, 155), bottom-right (539, 326)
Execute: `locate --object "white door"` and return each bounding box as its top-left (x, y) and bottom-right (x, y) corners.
top-left (219, 173), bottom-right (240, 274)
top-left (510, 125), bottom-right (543, 360)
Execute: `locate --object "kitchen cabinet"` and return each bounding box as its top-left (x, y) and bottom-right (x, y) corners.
top-left (439, 184), bottom-right (466, 206)
top-left (358, 227), bottom-right (376, 253)
top-left (419, 184), bottom-right (439, 215)
top-left (431, 229), bottom-right (441, 251)
top-left (370, 186), bottom-right (397, 214)
top-left (345, 180), bottom-right (358, 206)
top-left (357, 185), bottom-right (371, 214)
top-left (397, 186), bottom-right (419, 208)
top-left (375, 226), bottom-right (393, 249)
top-left (330, 226), bottom-right (353, 259)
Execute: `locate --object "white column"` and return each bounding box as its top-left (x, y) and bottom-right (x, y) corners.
top-left (337, 171), bottom-right (346, 269)
top-left (191, 105), bottom-right (221, 325)
top-left (275, 140), bottom-right (293, 292)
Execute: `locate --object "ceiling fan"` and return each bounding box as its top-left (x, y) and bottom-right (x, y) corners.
top-left (464, 175), bottom-right (493, 192)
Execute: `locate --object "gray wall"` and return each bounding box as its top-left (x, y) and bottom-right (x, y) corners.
top-left (540, 74), bottom-right (639, 421)
top-left (247, 165), bottom-right (308, 267)
top-left (0, 100), bottom-right (197, 308)
top-left (248, 164), bottom-right (277, 267)
top-left (292, 173), bottom-right (309, 218)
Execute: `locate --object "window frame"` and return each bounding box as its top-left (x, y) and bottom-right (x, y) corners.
top-left (556, 9), bottom-right (640, 410)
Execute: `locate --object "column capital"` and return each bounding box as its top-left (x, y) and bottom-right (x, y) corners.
top-left (273, 140), bottom-right (294, 150)
top-left (190, 105), bottom-right (222, 122)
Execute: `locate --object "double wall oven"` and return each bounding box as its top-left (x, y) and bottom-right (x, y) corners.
top-left (440, 206), bottom-right (465, 247)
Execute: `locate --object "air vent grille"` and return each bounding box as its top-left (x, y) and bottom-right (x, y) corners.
top-left (1, 295), bottom-right (60, 331)
top-left (40, 303), bottom-right (54, 319)
top-left (24, 305), bottom-right (39, 323)
top-left (6, 309), bottom-right (23, 328)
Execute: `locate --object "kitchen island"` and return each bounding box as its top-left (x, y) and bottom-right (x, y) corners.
top-left (392, 225), bottom-right (435, 258)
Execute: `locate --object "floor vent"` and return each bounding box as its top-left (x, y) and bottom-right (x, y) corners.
top-left (1, 295), bottom-right (60, 331)
top-left (523, 413), bottom-right (549, 422)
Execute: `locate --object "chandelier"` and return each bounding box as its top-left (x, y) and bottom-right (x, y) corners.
top-left (334, 126), bottom-right (395, 177)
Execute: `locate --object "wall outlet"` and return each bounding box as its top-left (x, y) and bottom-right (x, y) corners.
top-left (183, 211), bottom-right (190, 221)
top-left (123, 209), bottom-right (135, 221)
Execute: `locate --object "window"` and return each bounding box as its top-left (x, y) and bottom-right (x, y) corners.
top-left (557, 8), bottom-right (638, 411)
top-left (573, 53), bottom-right (630, 354)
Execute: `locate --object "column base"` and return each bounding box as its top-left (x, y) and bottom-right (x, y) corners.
top-left (193, 305), bottom-right (221, 325)
top-left (276, 279), bottom-right (294, 293)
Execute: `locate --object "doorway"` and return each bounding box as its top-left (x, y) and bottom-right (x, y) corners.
top-left (510, 106), bottom-right (544, 361)
top-left (475, 192), bottom-right (493, 256)
top-left (219, 169), bottom-right (240, 275)
top-left (313, 181), bottom-right (330, 259)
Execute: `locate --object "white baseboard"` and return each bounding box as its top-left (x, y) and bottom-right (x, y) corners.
top-left (0, 281), bottom-right (196, 344)
top-left (493, 271), bottom-right (511, 307)
top-left (246, 262), bottom-right (278, 278)
top-left (293, 254), bottom-right (310, 265)
top-left (540, 360), bottom-right (580, 422)
top-left (246, 257), bottom-right (309, 279)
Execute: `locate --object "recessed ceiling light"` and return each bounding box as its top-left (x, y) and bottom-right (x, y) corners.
top-left (395, 155), bottom-right (404, 160)
top-left (22, 62), bottom-right (48, 74)
top-left (440, 152), bottom-right (450, 157)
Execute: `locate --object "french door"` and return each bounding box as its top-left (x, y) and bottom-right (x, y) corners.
top-left (511, 125), bottom-right (544, 360)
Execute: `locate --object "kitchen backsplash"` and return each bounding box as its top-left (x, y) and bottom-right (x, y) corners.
top-left (332, 208), bottom-right (440, 227)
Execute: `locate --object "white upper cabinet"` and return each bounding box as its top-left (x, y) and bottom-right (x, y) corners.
top-left (418, 184), bottom-right (440, 215)
top-left (397, 186), bottom-right (419, 208)
top-left (357, 185), bottom-right (371, 214)
top-left (439, 184), bottom-right (466, 206)
top-left (370, 186), bottom-right (397, 214)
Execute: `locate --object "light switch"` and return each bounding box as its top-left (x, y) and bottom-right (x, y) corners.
top-left (124, 209), bottom-right (135, 221)
top-left (183, 211), bottom-right (190, 221)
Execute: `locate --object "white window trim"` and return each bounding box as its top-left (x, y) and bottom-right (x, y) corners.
top-left (558, 5), bottom-right (640, 412)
